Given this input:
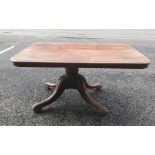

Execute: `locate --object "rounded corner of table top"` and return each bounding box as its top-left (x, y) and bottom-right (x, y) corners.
top-left (143, 57), bottom-right (151, 65)
top-left (10, 56), bottom-right (15, 63)
top-left (10, 56), bottom-right (20, 66)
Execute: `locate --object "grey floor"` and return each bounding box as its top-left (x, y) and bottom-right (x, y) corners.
top-left (0, 29), bottom-right (155, 126)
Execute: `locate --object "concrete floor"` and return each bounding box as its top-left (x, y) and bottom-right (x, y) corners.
top-left (0, 29), bottom-right (155, 126)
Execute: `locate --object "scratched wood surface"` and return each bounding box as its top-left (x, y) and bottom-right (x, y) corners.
top-left (11, 42), bottom-right (150, 68)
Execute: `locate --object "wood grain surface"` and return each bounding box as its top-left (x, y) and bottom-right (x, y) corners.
top-left (11, 42), bottom-right (150, 68)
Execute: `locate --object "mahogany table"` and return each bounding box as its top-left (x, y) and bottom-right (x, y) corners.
top-left (11, 42), bottom-right (150, 114)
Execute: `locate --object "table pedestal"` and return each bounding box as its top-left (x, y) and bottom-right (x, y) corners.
top-left (33, 68), bottom-right (108, 114)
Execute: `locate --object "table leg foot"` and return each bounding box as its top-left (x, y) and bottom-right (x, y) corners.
top-left (45, 82), bottom-right (57, 89)
top-left (79, 74), bottom-right (102, 90)
top-left (33, 77), bottom-right (66, 113)
top-left (76, 77), bottom-right (108, 114)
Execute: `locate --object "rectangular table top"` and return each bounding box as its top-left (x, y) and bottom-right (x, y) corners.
top-left (11, 42), bottom-right (150, 68)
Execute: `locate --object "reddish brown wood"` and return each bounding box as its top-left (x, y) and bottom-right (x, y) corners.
top-left (10, 42), bottom-right (151, 114)
top-left (11, 42), bottom-right (150, 68)
top-left (33, 68), bottom-right (107, 114)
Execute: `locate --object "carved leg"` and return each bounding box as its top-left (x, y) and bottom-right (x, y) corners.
top-left (79, 74), bottom-right (102, 90)
top-left (33, 76), bottom-right (66, 113)
top-left (76, 78), bottom-right (108, 113)
top-left (33, 67), bottom-right (108, 114)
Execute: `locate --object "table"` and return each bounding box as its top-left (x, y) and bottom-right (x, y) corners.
top-left (11, 42), bottom-right (150, 114)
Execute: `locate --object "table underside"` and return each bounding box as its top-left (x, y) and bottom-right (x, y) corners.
top-left (12, 61), bottom-right (149, 69)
